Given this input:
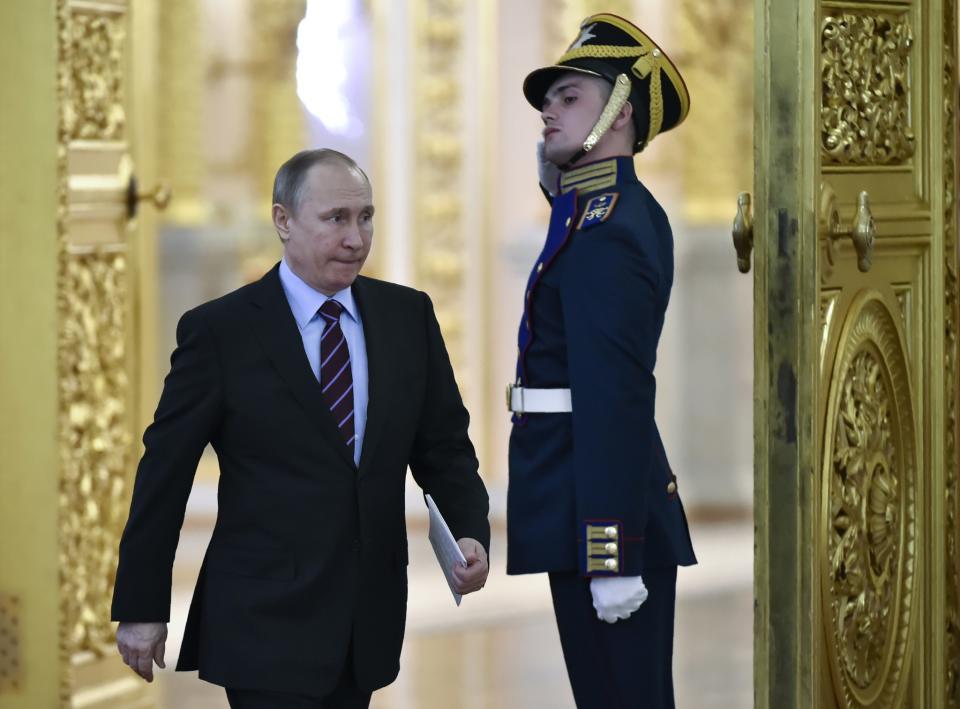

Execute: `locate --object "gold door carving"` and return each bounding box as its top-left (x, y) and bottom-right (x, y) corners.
top-left (821, 293), bottom-right (917, 708)
top-left (754, 0), bottom-right (959, 706)
top-left (821, 11), bottom-right (915, 166)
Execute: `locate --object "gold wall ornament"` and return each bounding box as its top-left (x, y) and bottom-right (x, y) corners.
top-left (413, 0), bottom-right (466, 362)
top-left (63, 9), bottom-right (126, 141)
top-left (58, 249), bottom-right (133, 657)
top-left (821, 293), bottom-right (917, 708)
top-left (821, 12), bottom-right (914, 166)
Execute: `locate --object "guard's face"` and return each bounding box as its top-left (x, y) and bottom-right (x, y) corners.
top-left (540, 73), bottom-right (608, 165)
top-left (274, 162), bottom-right (374, 295)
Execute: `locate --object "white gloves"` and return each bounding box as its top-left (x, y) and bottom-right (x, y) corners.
top-left (537, 140), bottom-right (561, 196)
top-left (590, 575), bottom-right (649, 623)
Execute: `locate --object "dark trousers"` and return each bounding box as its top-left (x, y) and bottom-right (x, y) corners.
top-left (225, 644), bottom-right (371, 709)
top-left (548, 566), bottom-right (678, 709)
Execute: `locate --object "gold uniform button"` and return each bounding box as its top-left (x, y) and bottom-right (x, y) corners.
top-left (604, 526), bottom-right (618, 539)
top-left (536, 262), bottom-right (544, 273)
top-left (604, 542), bottom-right (618, 554)
top-left (667, 481), bottom-right (678, 494)
top-left (604, 558), bottom-right (618, 571)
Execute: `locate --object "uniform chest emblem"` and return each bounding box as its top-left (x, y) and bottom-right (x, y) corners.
top-left (577, 193), bottom-right (619, 230)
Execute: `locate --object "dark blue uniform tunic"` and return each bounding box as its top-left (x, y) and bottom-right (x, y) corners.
top-left (507, 155), bottom-right (697, 578)
top-left (506, 156), bottom-right (697, 708)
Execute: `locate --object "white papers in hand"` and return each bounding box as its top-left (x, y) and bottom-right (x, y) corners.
top-left (425, 494), bottom-right (468, 606)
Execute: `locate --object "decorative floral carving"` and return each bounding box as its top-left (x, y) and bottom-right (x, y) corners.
top-left (58, 251), bottom-right (132, 656)
top-left (823, 296), bottom-right (916, 707)
top-left (62, 10), bottom-right (126, 141)
top-left (821, 12), bottom-right (914, 165)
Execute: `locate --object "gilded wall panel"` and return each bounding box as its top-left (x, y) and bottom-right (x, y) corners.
top-left (944, 0), bottom-right (960, 701)
top-left (58, 249), bottom-right (132, 659)
top-left (57, 0), bottom-right (133, 677)
top-left (413, 0), bottom-right (466, 358)
top-left (62, 9), bottom-right (126, 142)
top-left (821, 11), bottom-right (914, 166)
top-left (821, 294), bottom-right (917, 709)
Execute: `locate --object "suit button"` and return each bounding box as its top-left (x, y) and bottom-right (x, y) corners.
top-left (667, 481), bottom-right (678, 494)
top-left (604, 558), bottom-right (618, 571)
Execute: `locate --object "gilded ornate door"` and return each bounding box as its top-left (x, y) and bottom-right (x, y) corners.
top-left (750, 0), bottom-right (960, 706)
top-left (0, 0), bottom-right (161, 706)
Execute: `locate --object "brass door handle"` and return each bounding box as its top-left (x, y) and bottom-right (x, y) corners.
top-left (126, 175), bottom-right (172, 219)
top-left (820, 185), bottom-right (876, 273)
top-left (732, 192), bottom-right (753, 274)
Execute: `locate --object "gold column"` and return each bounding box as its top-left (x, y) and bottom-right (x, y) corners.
top-left (677, 0), bottom-right (753, 223)
top-left (412, 0), bottom-right (467, 364)
top-left (157, 0), bottom-right (206, 224)
top-left (249, 0), bottom-right (307, 211)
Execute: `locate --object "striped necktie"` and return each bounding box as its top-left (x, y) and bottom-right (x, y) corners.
top-left (318, 300), bottom-right (355, 455)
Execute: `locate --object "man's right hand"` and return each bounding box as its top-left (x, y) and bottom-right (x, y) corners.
top-left (116, 622), bottom-right (167, 682)
top-left (537, 139), bottom-right (561, 196)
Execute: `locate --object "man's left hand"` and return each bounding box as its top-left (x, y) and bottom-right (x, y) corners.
top-left (452, 537), bottom-right (489, 595)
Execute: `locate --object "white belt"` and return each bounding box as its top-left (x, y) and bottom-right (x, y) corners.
top-left (507, 384), bottom-right (572, 414)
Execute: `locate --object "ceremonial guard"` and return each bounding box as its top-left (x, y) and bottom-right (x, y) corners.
top-left (506, 14), bottom-right (697, 708)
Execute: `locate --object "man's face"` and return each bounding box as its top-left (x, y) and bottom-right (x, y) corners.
top-left (540, 73), bottom-right (609, 165)
top-left (274, 162), bottom-right (374, 295)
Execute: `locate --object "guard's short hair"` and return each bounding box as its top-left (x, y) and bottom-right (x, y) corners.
top-left (272, 149), bottom-right (369, 215)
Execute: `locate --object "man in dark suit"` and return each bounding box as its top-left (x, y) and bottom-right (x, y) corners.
top-left (112, 149), bottom-right (490, 708)
top-left (506, 14), bottom-right (696, 709)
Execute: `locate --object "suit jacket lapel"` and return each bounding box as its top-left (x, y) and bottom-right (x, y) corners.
top-left (353, 277), bottom-right (391, 477)
top-left (248, 264), bottom-right (357, 471)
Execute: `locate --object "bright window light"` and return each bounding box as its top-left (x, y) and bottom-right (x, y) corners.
top-left (296, 0), bottom-right (362, 136)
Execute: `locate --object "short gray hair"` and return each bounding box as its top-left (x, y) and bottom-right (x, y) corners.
top-left (272, 149), bottom-right (369, 215)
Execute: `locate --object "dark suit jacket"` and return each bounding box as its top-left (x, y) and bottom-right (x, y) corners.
top-left (111, 264), bottom-right (490, 696)
top-left (507, 156), bottom-right (695, 578)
